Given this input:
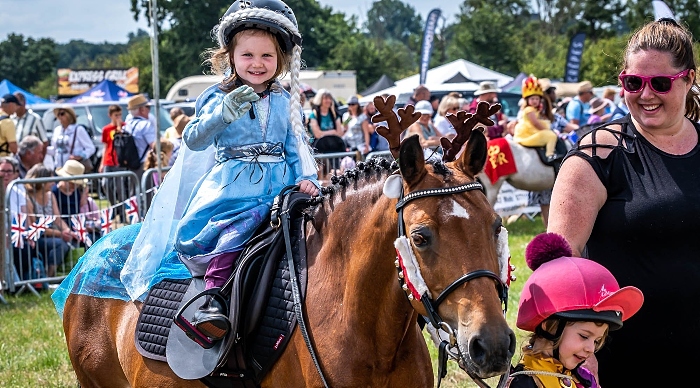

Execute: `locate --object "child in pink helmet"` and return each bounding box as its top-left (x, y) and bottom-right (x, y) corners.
top-left (507, 233), bottom-right (644, 388)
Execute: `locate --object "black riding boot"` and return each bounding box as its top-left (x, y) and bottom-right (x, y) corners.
top-left (193, 295), bottom-right (230, 340)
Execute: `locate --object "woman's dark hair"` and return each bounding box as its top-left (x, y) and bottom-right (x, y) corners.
top-left (623, 18), bottom-right (700, 121)
top-left (541, 95), bottom-right (554, 122)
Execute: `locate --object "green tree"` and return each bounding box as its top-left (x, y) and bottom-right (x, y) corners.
top-left (364, 0), bottom-right (423, 47)
top-left (0, 34), bottom-right (58, 91)
top-left (446, 1), bottom-right (531, 76)
top-left (325, 34), bottom-right (416, 91)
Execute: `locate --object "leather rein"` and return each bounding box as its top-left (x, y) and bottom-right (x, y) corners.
top-left (394, 180), bottom-right (509, 388)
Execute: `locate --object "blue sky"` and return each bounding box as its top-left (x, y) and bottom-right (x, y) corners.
top-left (0, 0), bottom-right (461, 43)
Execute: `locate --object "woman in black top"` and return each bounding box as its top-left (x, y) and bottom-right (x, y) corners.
top-left (548, 18), bottom-right (700, 386)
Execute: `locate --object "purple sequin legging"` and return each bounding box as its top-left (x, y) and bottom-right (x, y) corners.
top-left (204, 250), bottom-right (241, 289)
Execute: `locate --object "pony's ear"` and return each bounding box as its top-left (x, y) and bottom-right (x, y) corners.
top-left (399, 135), bottom-right (426, 186)
top-left (456, 129), bottom-right (487, 177)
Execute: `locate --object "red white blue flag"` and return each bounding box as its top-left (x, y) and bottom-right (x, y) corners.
top-left (11, 214), bottom-right (27, 248)
top-left (100, 208), bottom-right (114, 234)
top-left (126, 196), bottom-right (140, 224)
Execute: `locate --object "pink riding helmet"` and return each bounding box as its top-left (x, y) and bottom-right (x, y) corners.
top-left (517, 233), bottom-right (644, 332)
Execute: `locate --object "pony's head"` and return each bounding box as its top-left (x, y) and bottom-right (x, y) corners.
top-left (376, 96), bottom-right (516, 380)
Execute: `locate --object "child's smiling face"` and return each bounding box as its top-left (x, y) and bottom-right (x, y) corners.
top-left (557, 321), bottom-right (608, 370)
top-left (232, 30), bottom-right (279, 93)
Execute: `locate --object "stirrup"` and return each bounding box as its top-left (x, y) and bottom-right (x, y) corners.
top-left (173, 288), bottom-right (229, 349)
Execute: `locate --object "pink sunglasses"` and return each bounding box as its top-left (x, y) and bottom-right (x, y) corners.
top-left (618, 69), bottom-right (690, 94)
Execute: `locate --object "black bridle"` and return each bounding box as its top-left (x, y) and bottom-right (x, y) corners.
top-left (394, 180), bottom-right (509, 388)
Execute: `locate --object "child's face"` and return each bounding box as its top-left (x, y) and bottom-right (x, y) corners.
top-left (232, 31), bottom-right (278, 93)
top-left (557, 321), bottom-right (607, 370)
top-left (526, 96), bottom-right (541, 107)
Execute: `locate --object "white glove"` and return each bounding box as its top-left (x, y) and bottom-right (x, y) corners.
top-left (222, 85), bottom-right (260, 123)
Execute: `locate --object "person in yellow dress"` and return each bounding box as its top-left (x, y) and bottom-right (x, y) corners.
top-left (513, 76), bottom-right (561, 162)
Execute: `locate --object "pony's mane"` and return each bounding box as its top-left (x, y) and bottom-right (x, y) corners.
top-left (318, 157), bottom-right (453, 206)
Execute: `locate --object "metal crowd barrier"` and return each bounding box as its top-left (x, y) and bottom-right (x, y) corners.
top-left (2, 171), bottom-right (141, 295)
top-left (314, 151), bottom-right (362, 184)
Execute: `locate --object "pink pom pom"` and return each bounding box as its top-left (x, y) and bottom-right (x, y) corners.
top-left (525, 233), bottom-right (573, 270)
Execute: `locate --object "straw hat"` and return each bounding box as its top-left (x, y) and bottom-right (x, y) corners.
top-left (127, 94), bottom-right (151, 110)
top-left (578, 81), bottom-right (594, 95)
top-left (56, 160), bottom-right (86, 184)
top-left (474, 81), bottom-right (501, 96)
top-left (52, 105), bottom-right (77, 124)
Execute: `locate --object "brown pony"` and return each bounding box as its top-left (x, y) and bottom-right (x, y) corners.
top-left (62, 96), bottom-right (515, 387)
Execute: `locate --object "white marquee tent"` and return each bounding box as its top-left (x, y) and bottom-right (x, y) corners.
top-left (359, 59), bottom-right (514, 103)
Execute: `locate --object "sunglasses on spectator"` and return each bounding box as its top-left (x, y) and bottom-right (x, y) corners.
top-left (619, 69), bottom-right (690, 94)
top-left (57, 111), bottom-right (66, 116)
top-left (0, 169), bottom-right (16, 174)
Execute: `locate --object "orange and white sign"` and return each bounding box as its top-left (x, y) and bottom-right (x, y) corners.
top-left (57, 67), bottom-right (139, 96)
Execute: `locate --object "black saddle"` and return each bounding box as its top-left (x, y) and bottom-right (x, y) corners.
top-left (134, 186), bottom-right (316, 388)
top-left (524, 138), bottom-right (568, 174)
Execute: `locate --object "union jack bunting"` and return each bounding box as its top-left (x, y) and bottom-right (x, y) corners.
top-left (125, 196), bottom-right (140, 224)
top-left (26, 215), bottom-right (56, 242)
top-left (11, 214), bottom-right (27, 248)
top-left (71, 215), bottom-right (92, 247)
top-left (100, 208), bottom-right (114, 234)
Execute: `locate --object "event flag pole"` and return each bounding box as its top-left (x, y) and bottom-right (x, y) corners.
top-left (419, 9), bottom-right (442, 86)
top-left (149, 0), bottom-right (163, 183)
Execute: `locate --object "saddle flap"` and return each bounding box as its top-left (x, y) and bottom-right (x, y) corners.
top-left (166, 278), bottom-right (225, 380)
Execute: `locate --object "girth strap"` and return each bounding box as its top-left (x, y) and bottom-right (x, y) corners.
top-left (279, 186), bottom-right (330, 388)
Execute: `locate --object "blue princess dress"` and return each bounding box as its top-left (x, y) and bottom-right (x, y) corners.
top-left (51, 82), bottom-right (318, 315)
top-left (173, 84), bottom-right (319, 276)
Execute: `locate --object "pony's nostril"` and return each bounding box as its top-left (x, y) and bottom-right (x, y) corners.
top-left (469, 337), bottom-right (488, 364)
top-left (508, 331), bottom-right (516, 356)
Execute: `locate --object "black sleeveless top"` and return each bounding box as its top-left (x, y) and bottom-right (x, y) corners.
top-left (567, 115), bottom-right (700, 386)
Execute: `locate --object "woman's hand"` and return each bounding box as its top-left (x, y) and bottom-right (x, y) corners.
top-left (60, 229), bottom-right (74, 242)
top-left (298, 180), bottom-right (319, 196)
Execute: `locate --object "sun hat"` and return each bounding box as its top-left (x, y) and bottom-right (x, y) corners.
top-left (578, 80), bottom-right (594, 95)
top-left (414, 100), bottom-right (434, 115)
top-left (56, 159), bottom-right (87, 184)
top-left (587, 97), bottom-right (610, 115)
top-left (517, 233), bottom-right (644, 332)
top-left (474, 81), bottom-right (501, 96)
top-left (127, 94), bottom-right (152, 110)
top-left (52, 105), bottom-right (77, 124)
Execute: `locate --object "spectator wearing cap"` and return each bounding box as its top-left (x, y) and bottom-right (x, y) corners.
top-left (0, 94), bottom-right (19, 156)
top-left (341, 96), bottom-right (370, 154)
top-left (565, 80), bottom-right (595, 125)
top-left (468, 81), bottom-right (509, 139)
top-left (124, 94), bottom-right (156, 178)
top-left (49, 105), bottom-right (95, 171)
top-left (405, 100), bottom-right (443, 155)
top-left (11, 92), bottom-right (49, 150)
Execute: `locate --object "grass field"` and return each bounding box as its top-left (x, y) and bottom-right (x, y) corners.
top-left (0, 216), bottom-right (545, 388)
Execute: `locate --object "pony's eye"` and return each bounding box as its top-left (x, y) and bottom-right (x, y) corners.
top-left (495, 225), bottom-right (502, 235)
top-left (411, 233), bottom-right (428, 247)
